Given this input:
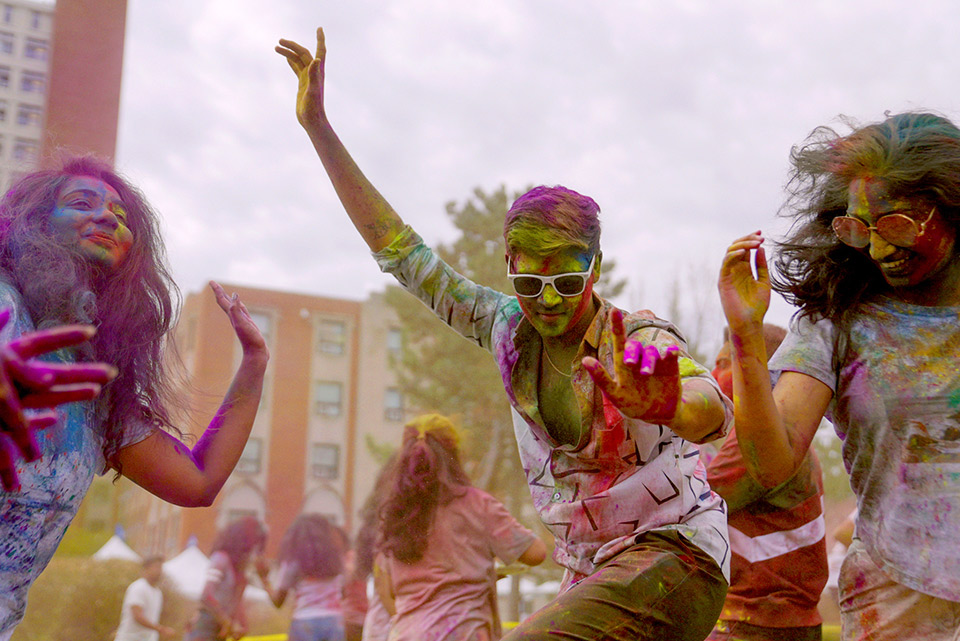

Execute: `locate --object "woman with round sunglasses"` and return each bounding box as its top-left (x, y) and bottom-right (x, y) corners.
top-left (277, 28), bottom-right (733, 641)
top-left (719, 111), bottom-right (960, 640)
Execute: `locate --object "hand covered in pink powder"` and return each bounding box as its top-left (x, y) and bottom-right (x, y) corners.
top-left (0, 308), bottom-right (117, 491)
top-left (582, 308), bottom-right (681, 423)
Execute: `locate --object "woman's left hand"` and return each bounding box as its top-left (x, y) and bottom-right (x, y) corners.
top-left (582, 308), bottom-right (681, 423)
top-left (210, 282), bottom-right (268, 362)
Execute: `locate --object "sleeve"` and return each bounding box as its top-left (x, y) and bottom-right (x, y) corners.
top-left (204, 551), bottom-right (230, 591)
top-left (705, 428), bottom-right (766, 512)
top-left (274, 560), bottom-right (299, 592)
top-left (625, 312), bottom-right (734, 442)
top-left (125, 579), bottom-right (151, 609)
top-left (768, 314), bottom-right (838, 394)
top-left (476, 490), bottom-right (536, 565)
top-left (373, 226), bottom-right (512, 352)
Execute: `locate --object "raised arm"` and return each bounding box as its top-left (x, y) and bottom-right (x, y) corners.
top-left (718, 232), bottom-right (830, 487)
top-left (276, 28), bottom-right (405, 252)
top-left (116, 281), bottom-right (268, 507)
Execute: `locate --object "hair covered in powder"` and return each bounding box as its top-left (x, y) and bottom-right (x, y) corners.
top-left (378, 414), bottom-right (471, 563)
top-left (503, 185), bottom-right (601, 265)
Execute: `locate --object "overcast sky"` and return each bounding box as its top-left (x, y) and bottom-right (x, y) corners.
top-left (114, 0), bottom-right (960, 354)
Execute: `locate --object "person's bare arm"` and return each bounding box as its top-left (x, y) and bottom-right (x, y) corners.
top-left (117, 282), bottom-right (268, 507)
top-left (276, 28), bottom-right (405, 252)
top-left (517, 537), bottom-right (547, 566)
top-left (719, 233), bottom-right (831, 486)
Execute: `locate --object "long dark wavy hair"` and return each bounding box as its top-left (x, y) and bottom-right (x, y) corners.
top-left (378, 414), bottom-right (471, 563)
top-left (276, 513), bottom-right (345, 579)
top-left (212, 516), bottom-right (267, 572)
top-left (0, 156), bottom-right (184, 469)
top-left (774, 112), bottom-right (960, 336)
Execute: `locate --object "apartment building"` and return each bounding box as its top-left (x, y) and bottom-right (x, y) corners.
top-left (122, 284), bottom-right (410, 557)
top-left (0, 0), bottom-right (52, 191)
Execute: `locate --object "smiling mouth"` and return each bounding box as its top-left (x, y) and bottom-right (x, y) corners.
top-left (85, 233), bottom-right (115, 246)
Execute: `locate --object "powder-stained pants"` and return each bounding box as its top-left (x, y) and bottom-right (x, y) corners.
top-left (839, 539), bottom-right (960, 641)
top-left (503, 529), bottom-right (727, 641)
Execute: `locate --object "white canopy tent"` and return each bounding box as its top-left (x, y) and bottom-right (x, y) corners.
top-left (162, 543), bottom-right (269, 602)
top-left (92, 534), bottom-right (142, 562)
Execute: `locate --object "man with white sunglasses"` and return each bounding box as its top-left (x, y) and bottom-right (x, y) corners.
top-left (277, 28), bottom-right (733, 641)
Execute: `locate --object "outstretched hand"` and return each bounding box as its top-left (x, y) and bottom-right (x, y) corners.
top-left (275, 28), bottom-right (327, 129)
top-left (210, 282), bottom-right (268, 360)
top-left (582, 309), bottom-right (682, 423)
top-left (718, 231), bottom-right (771, 334)
top-left (0, 308), bottom-right (117, 491)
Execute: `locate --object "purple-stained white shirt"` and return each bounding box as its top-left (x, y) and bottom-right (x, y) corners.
top-left (771, 299), bottom-right (960, 602)
top-left (375, 227), bottom-right (732, 584)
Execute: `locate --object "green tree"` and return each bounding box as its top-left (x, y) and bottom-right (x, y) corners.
top-left (385, 183), bottom-right (626, 520)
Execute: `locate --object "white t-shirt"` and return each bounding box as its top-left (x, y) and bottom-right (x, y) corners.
top-left (114, 578), bottom-right (163, 641)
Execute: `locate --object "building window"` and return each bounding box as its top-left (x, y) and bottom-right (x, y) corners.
top-left (236, 437), bottom-right (262, 474)
top-left (0, 66), bottom-right (9, 87)
top-left (16, 104), bottom-right (41, 127)
top-left (20, 70), bottom-right (44, 93)
top-left (13, 138), bottom-right (37, 162)
top-left (0, 32), bottom-right (12, 54)
top-left (311, 443), bottom-right (340, 479)
top-left (29, 10), bottom-right (40, 30)
top-left (0, 100), bottom-right (6, 122)
top-left (387, 327), bottom-right (403, 356)
top-left (314, 381), bottom-right (342, 417)
top-left (1, 6), bottom-right (11, 24)
top-left (384, 388), bottom-right (405, 421)
top-left (318, 319), bottom-right (346, 355)
top-left (24, 38), bottom-right (46, 60)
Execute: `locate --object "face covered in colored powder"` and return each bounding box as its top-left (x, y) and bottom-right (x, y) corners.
top-left (711, 341), bottom-right (733, 400)
top-left (844, 176), bottom-right (956, 289)
top-left (50, 176), bottom-right (134, 270)
top-left (509, 248), bottom-right (598, 339)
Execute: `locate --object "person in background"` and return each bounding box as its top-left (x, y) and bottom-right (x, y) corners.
top-left (374, 414), bottom-right (546, 641)
top-left (719, 111), bottom-right (960, 639)
top-left (706, 323), bottom-right (828, 641)
top-left (186, 516), bottom-right (267, 641)
top-left (353, 456), bottom-right (398, 641)
top-left (0, 156), bottom-right (268, 639)
top-left (276, 28), bottom-right (733, 639)
top-left (114, 555), bottom-right (175, 641)
top-left (259, 513), bottom-right (347, 641)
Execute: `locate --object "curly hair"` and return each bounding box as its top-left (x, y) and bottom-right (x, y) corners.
top-left (378, 414), bottom-right (471, 563)
top-left (0, 155), bottom-right (184, 469)
top-left (212, 516), bottom-right (267, 571)
top-left (774, 112), bottom-right (960, 334)
top-left (276, 514), bottom-right (345, 579)
top-left (503, 185), bottom-right (601, 263)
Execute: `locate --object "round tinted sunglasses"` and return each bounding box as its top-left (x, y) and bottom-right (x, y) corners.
top-left (831, 206), bottom-right (935, 249)
top-left (508, 255), bottom-right (596, 298)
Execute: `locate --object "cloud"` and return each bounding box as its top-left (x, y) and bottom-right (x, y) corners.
top-left (116, 0), bottom-right (960, 338)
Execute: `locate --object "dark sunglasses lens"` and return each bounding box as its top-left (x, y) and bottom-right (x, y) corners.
top-left (512, 276), bottom-right (543, 297)
top-left (832, 217), bottom-right (869, 248)
top-left (554, 275), bottom-right (586, 296)
top-left (877, 215), bottom-right (918, 247)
